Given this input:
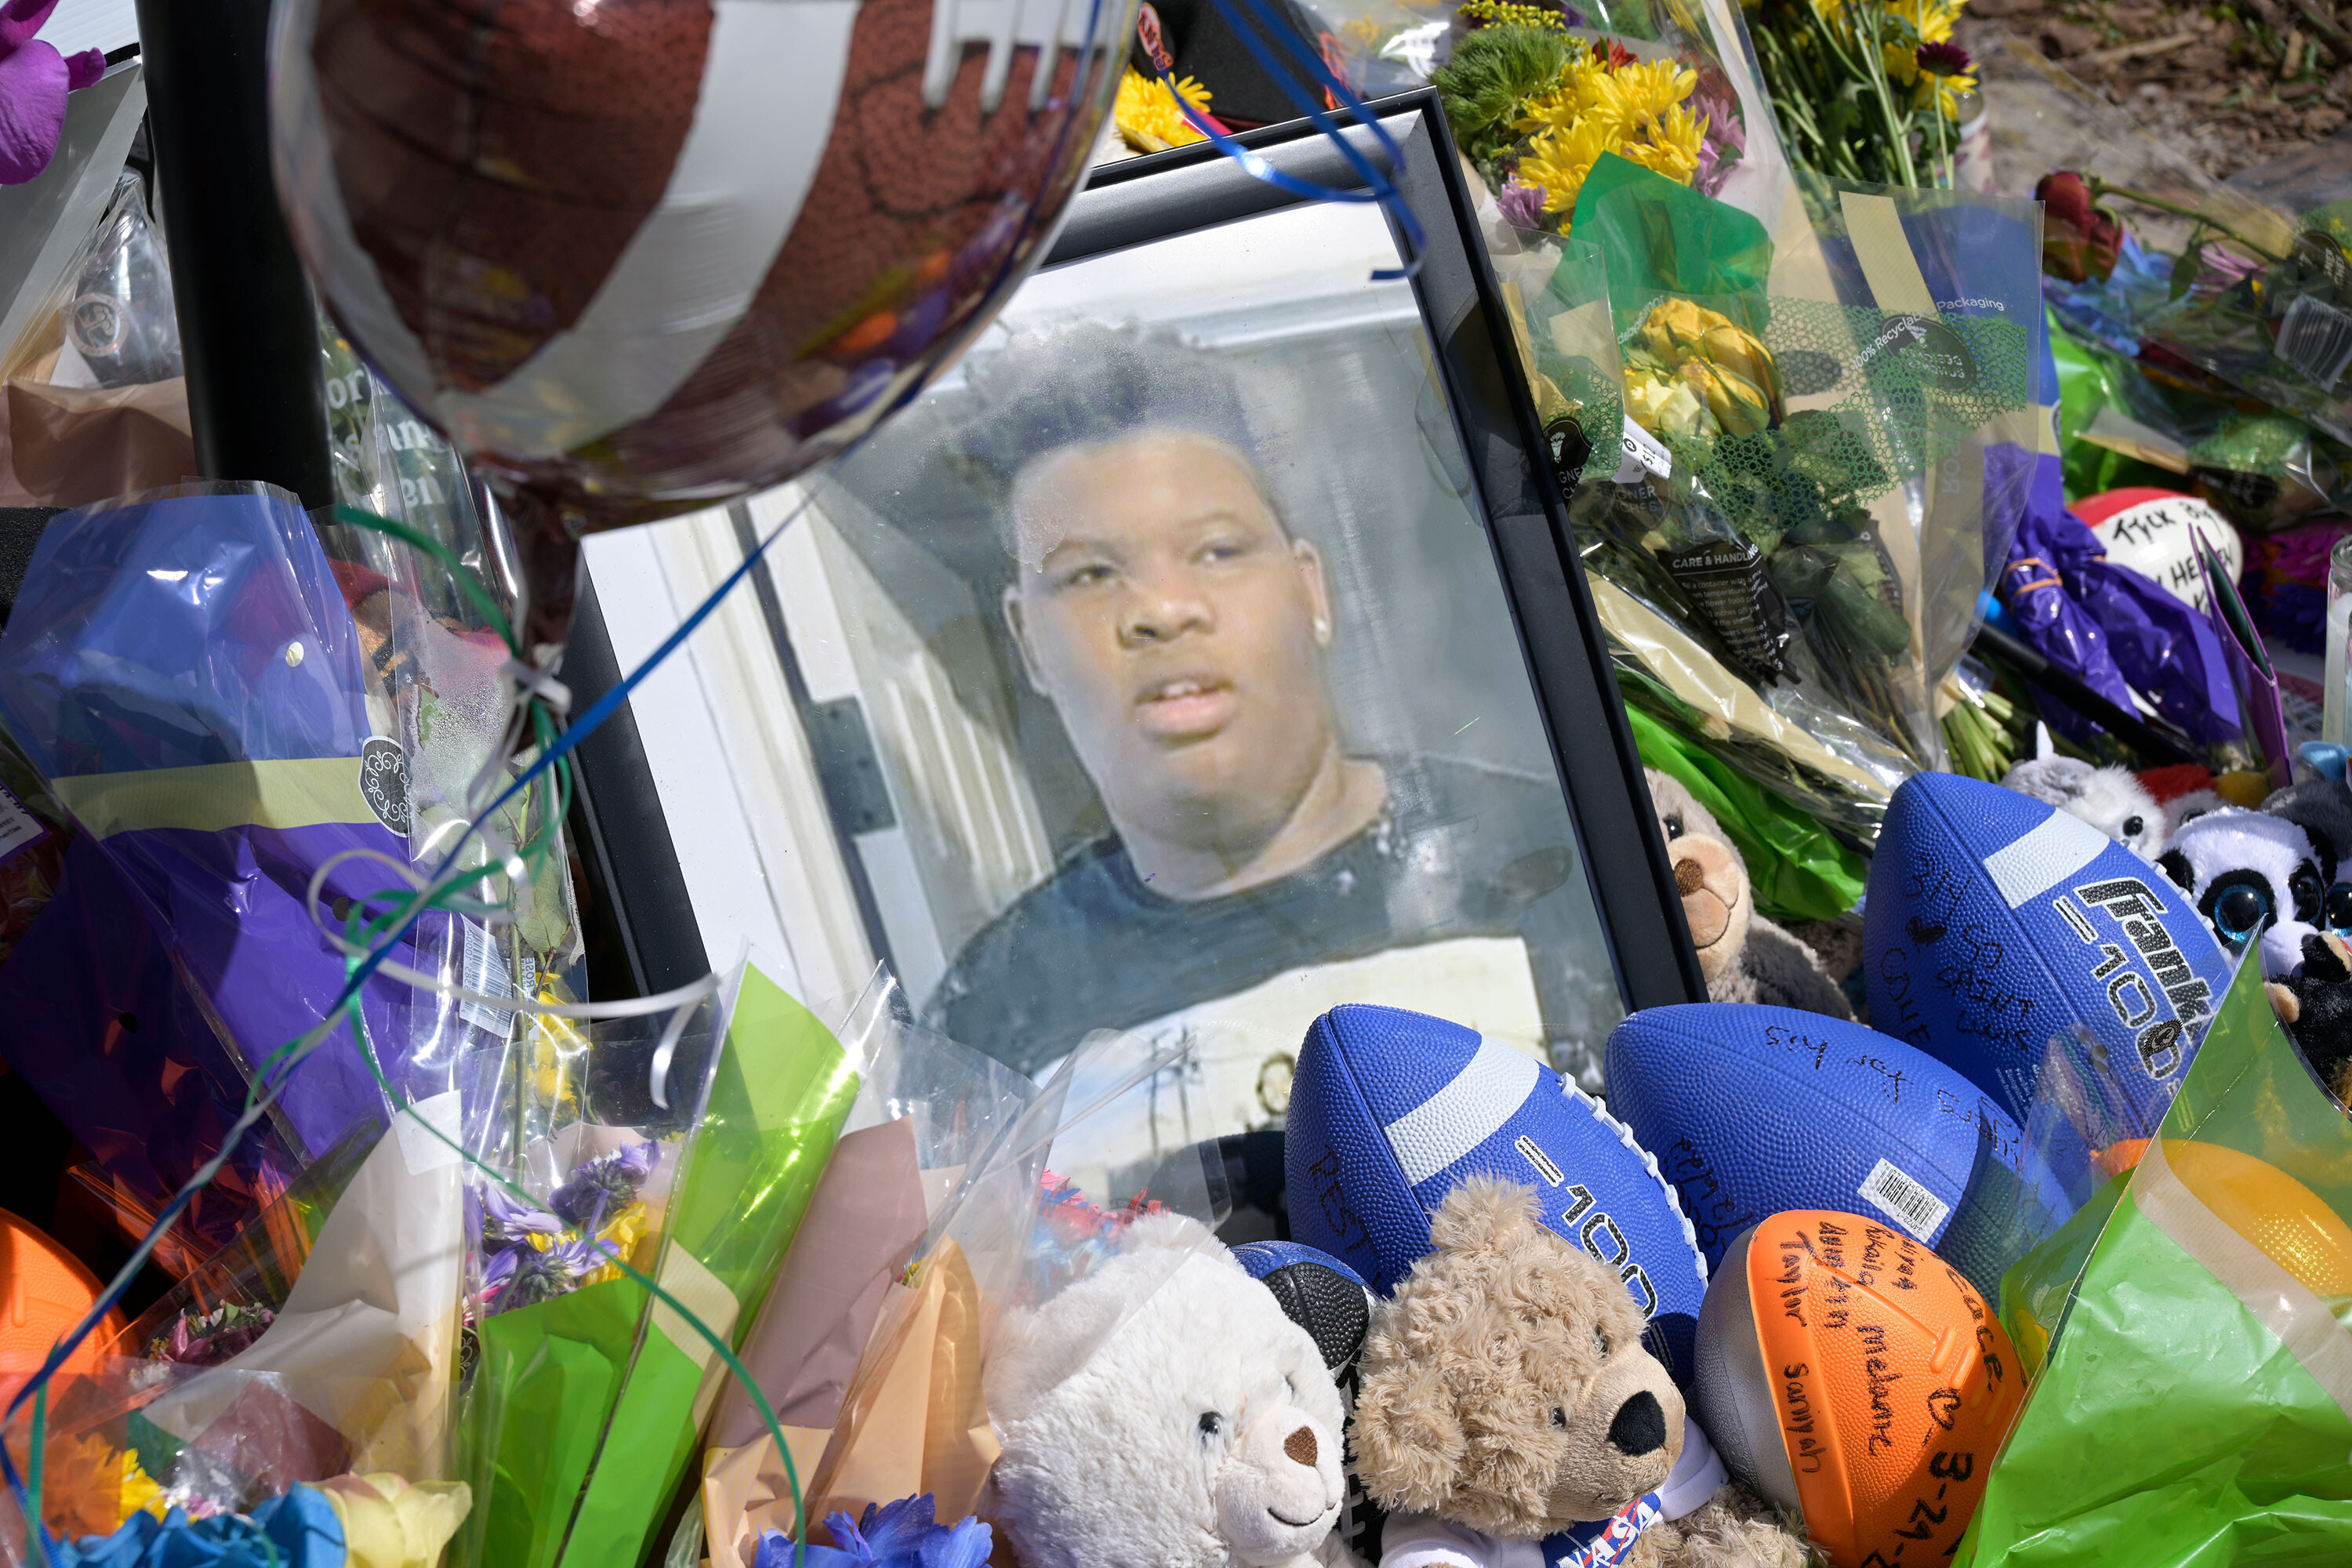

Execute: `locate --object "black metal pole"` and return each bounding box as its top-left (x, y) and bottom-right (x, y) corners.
top-left (133, 0), bottom-right (332, 508)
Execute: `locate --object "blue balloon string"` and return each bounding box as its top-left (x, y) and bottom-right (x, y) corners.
top-left (1142, 0), bottom-right (1423, 279)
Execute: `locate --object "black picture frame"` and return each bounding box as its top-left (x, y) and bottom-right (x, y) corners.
top-left (563, 87), bottom-right (1702, 1024)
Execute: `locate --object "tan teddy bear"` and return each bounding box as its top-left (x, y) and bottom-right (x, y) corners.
top-left (1350, 1178), bottom-right (1807, 1568)
top-left (1646, 770), bottom-right (1850, 1021)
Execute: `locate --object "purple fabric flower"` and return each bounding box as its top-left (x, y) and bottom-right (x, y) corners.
top-left (1, 0), bottom-right (107, 186)
top-left (550, 1139), bottom-right (656, 1228)
top-left (1497, 179), bottom-right (1548, 231)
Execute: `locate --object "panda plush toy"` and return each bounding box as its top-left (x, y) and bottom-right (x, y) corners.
top-left (2159, 804), bottom-right (2352, 1104)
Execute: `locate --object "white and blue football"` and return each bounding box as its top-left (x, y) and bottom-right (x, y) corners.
top-left (1865, 771), bottom-right (2234, 1125)
top-left (1602, 1003), bottom-right (2031, 1272)
top-left (1284, 1004), bottom-right (1708, 1386)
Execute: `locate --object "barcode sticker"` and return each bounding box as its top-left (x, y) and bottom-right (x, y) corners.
top-left (2278, 293), bottom-right (2352, 392)
top-left (0, 784), bottom-right (47, 866)
top-left (1614, 419), bottom-right (1673, 483)
top-left (1857, 1156), bottom-right (1950, 1240)
top-left (459, 919), bottom-right (517, 1038)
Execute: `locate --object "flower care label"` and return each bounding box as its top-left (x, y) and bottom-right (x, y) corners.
top-left (0, 783), bottom-right (49, 867)
top-left (1664, 535), bottom-right (1791, 683)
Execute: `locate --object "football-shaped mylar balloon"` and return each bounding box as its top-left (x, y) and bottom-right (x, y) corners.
top-left (270, 0), bottom-right (1131, 647)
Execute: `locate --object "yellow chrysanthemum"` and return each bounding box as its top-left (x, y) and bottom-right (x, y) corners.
top-left (1593, 58), bottom-right (1698, 131)
top-left (1519, 116), bottom-right (1624, 216)
top-left (1893, 0), bottom-right (1962, 45)
top-left (1113, 68), bottom-right (1213, 153)
top-left (1617, 101), bottom-right (1709, 185)
top-left (121, 1454), bottom-right (167, 1523)
top-left (1514, 53), bottom-right (1611, 138)
top-left (1884, 42), bottom-right (1919, 85)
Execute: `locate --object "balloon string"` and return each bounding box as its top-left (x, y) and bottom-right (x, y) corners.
top-left (1142, 0), bottom-right (1424, 281)
top-left (2, 488), bottom-right (819, 1562)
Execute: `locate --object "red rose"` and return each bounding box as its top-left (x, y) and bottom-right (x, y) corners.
top-left (2034, 170), bottom-right (2123, 283)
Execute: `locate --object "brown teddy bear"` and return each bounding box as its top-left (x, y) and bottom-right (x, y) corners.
top-left (1350, 1178), bottom-right (1807, 1568)
top-left (1646, 770), bottom-right (1850, 1020)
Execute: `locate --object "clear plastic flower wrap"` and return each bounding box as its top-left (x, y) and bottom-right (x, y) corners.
top-left (1519, 155), bottom-right (2041, 846)
top-left (448, 966), bottom-right (863, 1568)
top-left (691, 981), bottom-right (1229, 1568)
top-left (2, 1101), bottom-right (477, 1566)
top-left (0, 483), bottom-right (466, 1270)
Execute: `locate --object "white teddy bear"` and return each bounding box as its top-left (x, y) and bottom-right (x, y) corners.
top-left (985, 1214), bottom-right (1359, 1568)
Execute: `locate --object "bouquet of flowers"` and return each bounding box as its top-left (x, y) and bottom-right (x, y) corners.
top-left (449, 967), bottom-right (861, 1568)
top-left (1524, 148), bottom-right (2042, 844)
top-left (1434, 14), bottom-right (1745, 235)
top-left (1746, 0), bottom-right (1976, 189)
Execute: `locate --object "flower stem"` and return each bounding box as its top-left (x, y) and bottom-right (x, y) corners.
top-left (2086, 176), bottom-right (2288, 263)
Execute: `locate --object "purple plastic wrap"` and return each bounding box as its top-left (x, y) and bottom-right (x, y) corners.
top-left (0, 835), bottom-right (303, 1270)
top-left (0, 484), bottom-right (444, 1254)
top-left (1995, 450), bottom-right (2241, 747)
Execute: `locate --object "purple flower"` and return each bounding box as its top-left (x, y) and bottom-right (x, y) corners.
top-left (755, 1496), bottom-right (992, 1568)
top-left (1497, 179), bottom-right (1549, 231)
top-left (1689, 78), bottom-right (1745, 196)
top-left (550, 1140), bottom-right (656, 1229)
top-left (484, 1235), bottom-right (621, 1312)
top-left (1, 0), bottom-right (107, 186)
top-left (1916, 41), bottom-right (1972, 76)
top-left (828, 1496), bottom-right (949, 1562)
top-left (160, 1304), bottom-right (274, 1367)
top-left (480, 1181), bottom-right (564, 1247)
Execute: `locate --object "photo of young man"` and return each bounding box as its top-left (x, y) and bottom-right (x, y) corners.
top-left (920, 322), bottom-right (1618, 1138)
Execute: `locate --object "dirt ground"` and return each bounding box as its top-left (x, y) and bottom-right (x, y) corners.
top-left (1957, 0), bottom-right (2351, 179)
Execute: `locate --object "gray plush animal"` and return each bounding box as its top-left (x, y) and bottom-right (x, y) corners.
top-left (1643, 771), bottom-right (1851, 1019)
top-left (1998, 757), bottom-right (2167, 860)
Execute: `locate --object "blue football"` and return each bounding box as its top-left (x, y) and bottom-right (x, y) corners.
top-left (1603, 1003), bottom-right (2030, 1272)
top-left (1865, 771), bottom-right (2233, 1125)
top-left (1284, 1004), bottom-right (1708, 1386)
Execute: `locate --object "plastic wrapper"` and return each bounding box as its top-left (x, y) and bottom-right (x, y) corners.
top-left (698, 975), bottom-right (1036, 1568)
top-left (0, 171), bottom-right (194, 510)
top-left (2, 1104), bottom-right (472, 1562)
top-left (111, 1118), bottom-right (386, 1372)
top-left (2048, 290), bottom-right (2350, 532)
top-left (1993, 477), bottom-right (2241, 750)
top-left (1962, 959), bottom-right (2352, 1566)
top-left (0, 485), bottom-right (456, 1228)
top-left (0, 720), bottom-right (69, 972)
top-left (696, 992), bottom-right (1229, 1568)
top-left (1623, 702), bottom-right (1864, 921)
top-left (51, 172), bottom-right (181, 390)
top-left (451, 964), bottom-right (861, 1568)
top-left (318, 439), bottom-right (588, 1114)
top-left (2134, 210), bottom-right (2352, 452)
top-left (312, 343), bottom-right (590, 1109)
top-left (1524, 155), bottom-right (2040, 845)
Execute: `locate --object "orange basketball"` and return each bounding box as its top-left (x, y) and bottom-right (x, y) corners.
top-left (0, 1209), bottom-right (122, 1378)
top-left (1691, 1211), bottom-right (2024, 1568)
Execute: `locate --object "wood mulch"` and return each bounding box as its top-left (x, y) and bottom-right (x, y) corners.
top-left (1957, 0), bottom-right (2350, 179)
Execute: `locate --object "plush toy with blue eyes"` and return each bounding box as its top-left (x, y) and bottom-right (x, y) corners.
top-left (2263, 772), bottom-right (2352, 938)
top-left (2158, 804), bottom-right (2352, 1105)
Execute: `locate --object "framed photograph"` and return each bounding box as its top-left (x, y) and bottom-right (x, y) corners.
top-left (564, 90), bottom-right (1697, 1193)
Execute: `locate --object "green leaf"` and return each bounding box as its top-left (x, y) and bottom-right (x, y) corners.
top-left (2171, 239), bottom-right (2206, 300)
